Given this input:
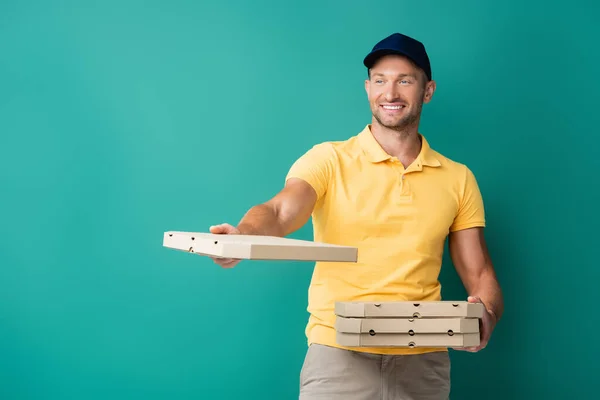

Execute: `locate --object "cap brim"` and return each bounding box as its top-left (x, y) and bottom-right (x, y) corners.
top-left (363, 49), bottom-right (414, 68)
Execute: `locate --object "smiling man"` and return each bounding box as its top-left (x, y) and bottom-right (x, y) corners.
top-left (209, 32), bottom-right (504, 400)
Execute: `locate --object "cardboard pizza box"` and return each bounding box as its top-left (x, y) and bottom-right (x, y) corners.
top-left (336, 331), bottom-right (480, 348)
top-left (163, 231), bottom-right (358, 262)
top-left (335, 301), bottom-right (484, 319)
top-left (335, 316), bottom-right (480, 335)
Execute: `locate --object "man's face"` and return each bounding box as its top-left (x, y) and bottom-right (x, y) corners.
top-left (365, 55), bottom-right (435, 132)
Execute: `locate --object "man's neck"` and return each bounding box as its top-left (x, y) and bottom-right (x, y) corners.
top-left (370, 121), bottom-right (422, 168)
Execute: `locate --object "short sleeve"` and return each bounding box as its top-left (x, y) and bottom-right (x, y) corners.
top-left (450, 166), bottom-right (486, 232)
top-left (285, 142), bottom-right (336, 201)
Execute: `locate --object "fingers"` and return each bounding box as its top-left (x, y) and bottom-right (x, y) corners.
top-left (209, 256), bottom-right (232, 263)
top-left (209, 223), bottom-right (241, 235)
top-left (452, 325), bottom-right (489, 352)
top-left (210, 223), bottom-right (232, 234)
top-left (452, 344), bottom-right (485, 352)
top-left (208, 256), bottom-right (241, 269)
top-left (208, 223), bottom-right (242, 267)
top-left (209, 224), bottom-right (225, 234)
top-left (220, 259), bottom-right (240, 269)
top-left (467, 295), bottom-right (482, 304)
top-left (452, 297), bottom-right (491, 353)
top-left (207, 223), bottom-right (242, 267)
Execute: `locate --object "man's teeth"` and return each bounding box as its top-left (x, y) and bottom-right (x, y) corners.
top-left (383, 105), bottom-right (404, 110)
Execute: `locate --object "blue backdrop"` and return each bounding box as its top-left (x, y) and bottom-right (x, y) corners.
top-left (1, 0), bottom-right (598, 398)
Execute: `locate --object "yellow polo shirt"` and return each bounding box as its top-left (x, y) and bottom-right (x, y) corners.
top-left (285, 124), bottom-right (486, 355)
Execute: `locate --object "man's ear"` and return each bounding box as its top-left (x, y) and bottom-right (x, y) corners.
top-left (423, 80), bottom-right (436, 103)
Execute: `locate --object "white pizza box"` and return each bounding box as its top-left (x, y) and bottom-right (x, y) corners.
top-left (335, 316), bottom-right (479, 335)
top-left (335, 301), bottom-right (484, 319)
top-left (336, 331), bottom-right (480, 348)
top-left (163, 231), bottom-right (358, 262)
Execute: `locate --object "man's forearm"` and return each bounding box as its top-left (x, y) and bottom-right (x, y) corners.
top-left (470, 268), bottom-right (504, 323)
top-left (236, 204), bottom-right (285, 237)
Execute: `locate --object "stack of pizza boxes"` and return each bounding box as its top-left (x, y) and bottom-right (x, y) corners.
top-left (334, 301), bottom-right (483, 348)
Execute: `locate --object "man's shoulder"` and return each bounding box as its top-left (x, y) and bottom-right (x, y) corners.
top-left (428, 146), bottom-right (472, 175)
top-left (300, 133), bottom-right (361, 160)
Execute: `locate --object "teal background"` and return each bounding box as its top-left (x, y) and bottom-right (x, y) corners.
top-left (1, 0), bottom-right (598, 399)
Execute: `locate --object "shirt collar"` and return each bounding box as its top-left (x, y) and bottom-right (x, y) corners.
top-left (357, 124), bottom-right (441, 168)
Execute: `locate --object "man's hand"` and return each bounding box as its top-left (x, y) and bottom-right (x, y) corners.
top-left (453, 295), bottom-right (497, 352)
top-left (206, 178), bottom-right (318, 269)
top-left (208, 223), bottom-right (242, 269)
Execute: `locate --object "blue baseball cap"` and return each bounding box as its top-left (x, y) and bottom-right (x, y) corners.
top-left (363, 33), bottom-right (432, 81)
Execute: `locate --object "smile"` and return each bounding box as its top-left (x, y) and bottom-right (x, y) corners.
top-left (381, 105), bottom-right (405, 110)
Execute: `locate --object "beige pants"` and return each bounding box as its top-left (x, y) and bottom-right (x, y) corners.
top-left (299, 344), bottom-right (450, 400)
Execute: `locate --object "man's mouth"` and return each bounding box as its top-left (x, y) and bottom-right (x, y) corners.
top-left (380, 104), bottom-right (406, 111)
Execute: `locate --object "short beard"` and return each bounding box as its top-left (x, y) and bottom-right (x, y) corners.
top-left (374, 99), bottom-right (423, 134)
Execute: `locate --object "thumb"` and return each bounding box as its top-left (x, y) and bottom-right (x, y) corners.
top-left (209, 223), bottom-right (239, 234)
top-left (467, 296), bottom-right (482, 304)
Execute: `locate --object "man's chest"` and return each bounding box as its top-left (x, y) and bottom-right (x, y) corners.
top-left (326, 167), bottom-right (460, 241)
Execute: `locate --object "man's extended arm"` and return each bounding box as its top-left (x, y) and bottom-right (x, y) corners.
top-left (208, 178), bottom-right (317, 268)
top-left (235, 178), bottom-right (317, 237)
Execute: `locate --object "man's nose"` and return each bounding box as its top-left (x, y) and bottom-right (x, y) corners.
top-left (384, 83), bottom-right (400, 101)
